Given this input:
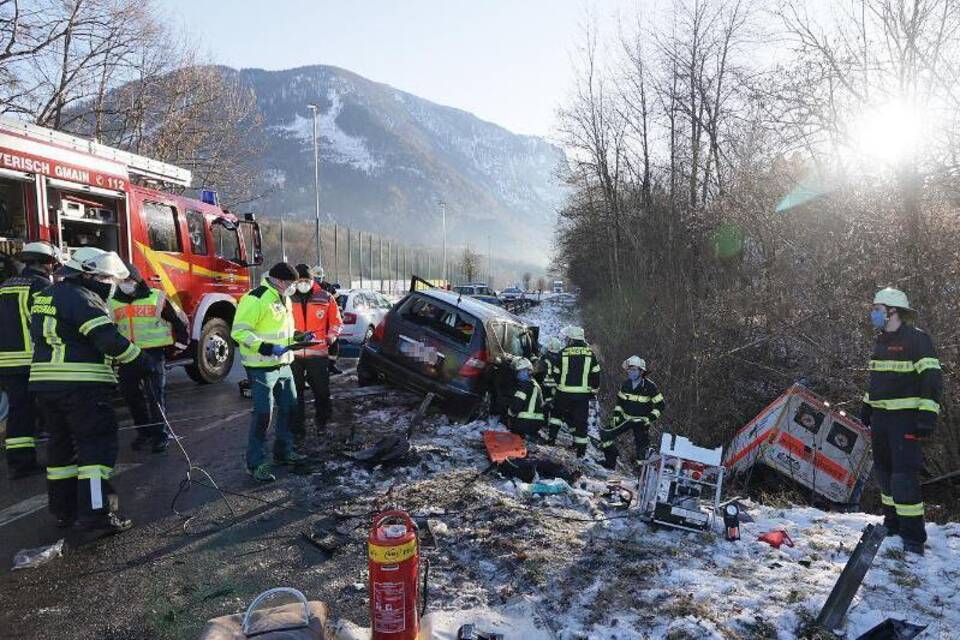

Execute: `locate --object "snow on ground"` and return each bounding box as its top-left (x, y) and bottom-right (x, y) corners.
top-left (308, 298), bottom-right (959, 639)
top-left (518, 294), bottom-right (579, 347)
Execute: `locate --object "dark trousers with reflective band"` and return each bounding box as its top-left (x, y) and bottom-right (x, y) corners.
top-left (290, 355), bottom-right (331, 440)
top-left (555, 392), bottom-right (591, 457)
top-left (1, 374), bottom-right (39, 472)
top-left (507, 415), bottom-right (544, 439)
top-left (118, 349), bottom-right (167, 443)
top-left (872, 411), bottom-right (926, 545)
top-left (37, 387), bottom-right (119, 524)
top-left (600, 418), bottom-right (650, 466)
top-left (245, 366), bottom-right (296, 468)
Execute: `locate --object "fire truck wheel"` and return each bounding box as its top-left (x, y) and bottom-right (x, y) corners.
top-left (185, 318), bottom-right (234, 384)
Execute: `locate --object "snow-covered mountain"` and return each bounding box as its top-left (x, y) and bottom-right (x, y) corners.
top-left (237, 65), bottom-right (566, 262)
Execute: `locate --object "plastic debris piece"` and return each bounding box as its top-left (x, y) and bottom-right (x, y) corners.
top-left (13, 538), bottom-right (64, 570)
top-left (757, 530), bottom-right (794, 549)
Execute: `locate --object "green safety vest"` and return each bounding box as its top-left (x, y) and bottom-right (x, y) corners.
top-left (231, 278), bottom-right (295, 368)
top-left (109, 289), bottom-right (174, 349)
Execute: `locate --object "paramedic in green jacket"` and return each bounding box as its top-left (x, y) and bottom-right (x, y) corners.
top-left (231, 262), bottom-right (312, 482)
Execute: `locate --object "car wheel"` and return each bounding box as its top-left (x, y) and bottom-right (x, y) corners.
top-left (185, 318), bottom-right (234, 384)
top-left (356, 354), bottom-right (379, 387)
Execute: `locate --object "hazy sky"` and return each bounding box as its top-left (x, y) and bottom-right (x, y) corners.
top-left (161, 0), bottom-right (635, 138)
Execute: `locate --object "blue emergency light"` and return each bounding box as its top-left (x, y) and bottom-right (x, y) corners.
top-left (200, 189), bottom-right (219, 206)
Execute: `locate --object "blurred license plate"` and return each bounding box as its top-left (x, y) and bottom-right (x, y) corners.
top-left (399, 335), bottom-right (439, 366)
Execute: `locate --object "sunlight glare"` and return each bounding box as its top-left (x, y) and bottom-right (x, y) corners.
top-left (849, 101), bottom-right (925, 166)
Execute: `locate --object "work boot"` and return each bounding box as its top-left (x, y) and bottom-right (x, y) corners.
top-left (150, 436), bottom-right (170, 453)
top-left (601, 448), bottom-right (618, 471)
top-left (329, 361), bottom-right (343, 375)
top-left (247, 463), bottom-right (276, 483)
top-left (903, 540), bottom-right (925, 556)
top-left (130, 433), bottom-right (149, 451)
top-left (72, 512), bottom-right (133, 544)
top-left (8, 462), bottom-right (44, 480)
top-left (273, 451), bottom-right (308, 466)
top-left (54, 514), bottom-right (76, 529)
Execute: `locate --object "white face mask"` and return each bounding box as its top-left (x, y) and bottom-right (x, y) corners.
top-left (296, 280), bottom-right (313, 294)
top-left (119, 281), bottom-right (138, 295)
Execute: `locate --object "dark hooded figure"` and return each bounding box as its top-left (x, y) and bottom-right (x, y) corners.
top-left (108, 262), bottom-right (188, 452)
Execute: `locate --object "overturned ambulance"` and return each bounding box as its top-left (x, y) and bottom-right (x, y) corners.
top-left (724, 384), bottom-right (871, 504)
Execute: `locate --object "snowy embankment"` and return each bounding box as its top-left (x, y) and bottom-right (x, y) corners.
top-left (328, 297), bottom-right (959, 639)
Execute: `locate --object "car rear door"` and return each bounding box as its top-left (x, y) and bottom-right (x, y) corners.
top-left (388, 294), bottom-right (477, 383)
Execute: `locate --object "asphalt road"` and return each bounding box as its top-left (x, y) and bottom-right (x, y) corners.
top-left (0, 352), bottom-right (360, 570)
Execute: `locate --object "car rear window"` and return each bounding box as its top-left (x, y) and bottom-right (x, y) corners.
top-left (400, 295), bottom-right (477, 345)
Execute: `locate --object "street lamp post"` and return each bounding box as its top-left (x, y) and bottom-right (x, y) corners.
top-left (307, 103), bottom-right (322, 267)
top-left (439, 200), bottom-right (446, 283)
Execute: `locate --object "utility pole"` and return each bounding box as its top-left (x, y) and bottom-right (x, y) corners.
top-left (439, 201), bottom-right (447, 284)
top-left (378, 236), bottom-right (384, 293)
top-left (307, 103), bottom-right (322, 267)
top-left (358, 231), bottom-right (363, 288)
top-left (347, 227), bottom-right (352, 289)
top-left (333, 223), bottom-right (339, 284)
top-left (487, 234), bottom-right (492, 287)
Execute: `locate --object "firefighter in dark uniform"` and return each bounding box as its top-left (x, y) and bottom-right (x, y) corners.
top-left (554, 325), bottom-right (601, 458)
top-left (0, 241), bottom-right (61, 478)
top-left (861, 287), bottom-right (941, 556)
top-left (30, 247), bottom-right (146, 536)
top-left (600, 356), bottom-right (665, 469)
top-left (506, 358), bottom-right (547, 439)
top-left (539, 336), bottom-right (564, 444)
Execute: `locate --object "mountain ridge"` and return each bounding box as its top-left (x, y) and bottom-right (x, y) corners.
top-left (234, 64), bottom-right (566, 262)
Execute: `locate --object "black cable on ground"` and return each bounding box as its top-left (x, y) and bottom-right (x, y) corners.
top-left (145, 384), bottom-right (237, 527)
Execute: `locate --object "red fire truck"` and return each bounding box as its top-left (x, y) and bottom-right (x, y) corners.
top-left (0, 117), bottom-right (263, 383)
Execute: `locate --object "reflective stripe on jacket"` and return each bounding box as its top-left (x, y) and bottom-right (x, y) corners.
top-left (508, 378), bottom-right (546, 427)
top-left (862, 324), bottom-right (942, 428)
top-left (0, 268), bottom-right (50, 374)
top-left (557, 341), bottom-right (601, 394)
top-left (28, 279), bottom-right (141, 389)
top-left (109, 288), bottom-right (174, 348)
top-left (612, 377), bottom-right (664, 426)
top-left (290, 283), bottom-right (342, 357)
top-left (231, 277), bottom-right (295, 368)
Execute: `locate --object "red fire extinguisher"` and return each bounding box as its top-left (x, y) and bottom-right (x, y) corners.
top-left (368, 510), bottom-right (420, 640)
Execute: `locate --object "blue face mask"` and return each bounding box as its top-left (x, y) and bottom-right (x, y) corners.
top-left (517, 370), bottom-right (531, 383)
top-left (870, 309), bottom-right (887, 329)
top-left (627, 369), bottom-right (642, 381)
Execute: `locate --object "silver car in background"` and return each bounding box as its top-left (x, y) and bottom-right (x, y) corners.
top-left (337, 289), bottom-right (394, 345)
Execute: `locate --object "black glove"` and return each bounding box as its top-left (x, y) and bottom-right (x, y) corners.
top-left (912, 421), bottom-right (935, 439)
top-left (257, 342), bottom-right (277, 356)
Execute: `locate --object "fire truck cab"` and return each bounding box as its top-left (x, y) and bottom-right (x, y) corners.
top-left (0, 117), bottom-right (263, 383)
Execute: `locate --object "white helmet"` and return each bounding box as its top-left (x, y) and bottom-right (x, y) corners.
top-left (873, 287), bottom-right (911, 311)
top-left (514, 357), bottom-right (534, 372)
top-left (60, 247), bottom-right (129, 280)
top-left (560, 325), bottom-right (585, 341)
top-left (311, 265), bottom-right (324, 281)
top-left (622, 355), bottom-right (647, 371)
top-left (545, 336), bottom-right (564, 353)
top-left (17, 241), bottom-right (62, 264)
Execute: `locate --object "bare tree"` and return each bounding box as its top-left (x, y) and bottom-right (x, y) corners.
top-left (459, 246), bottom-right (481, 283)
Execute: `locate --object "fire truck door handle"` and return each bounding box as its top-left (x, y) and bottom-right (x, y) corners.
top-left (149, 276), bottom-right (161, 283)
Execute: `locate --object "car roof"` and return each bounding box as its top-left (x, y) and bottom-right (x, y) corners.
top-left (415, 288), bottom-right (526, 323)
